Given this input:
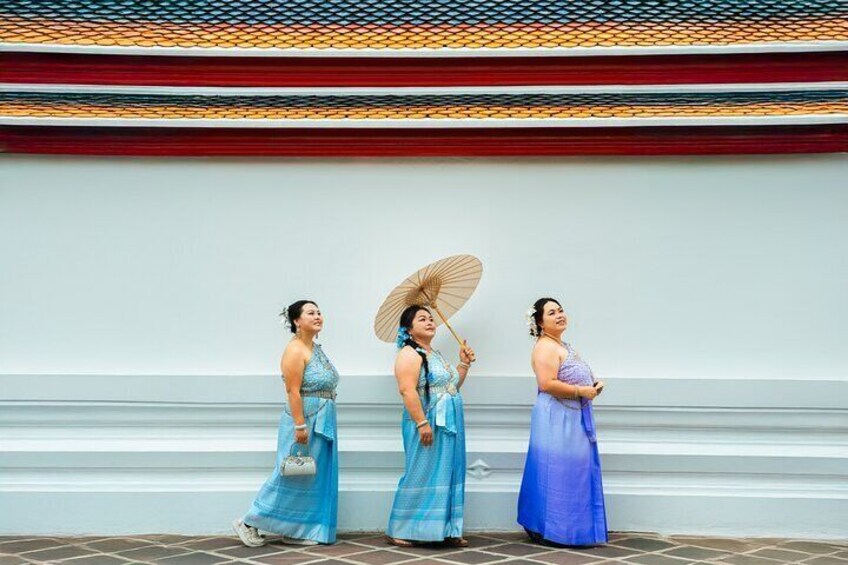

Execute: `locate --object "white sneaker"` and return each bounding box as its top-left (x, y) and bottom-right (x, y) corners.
top-left (232, 519), bottom-right (266, 547)
top-left (280, 536), bottom-right (318, 546)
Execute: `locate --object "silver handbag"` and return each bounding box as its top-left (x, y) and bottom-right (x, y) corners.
top-left (281, 443), bottom-right (316, 477)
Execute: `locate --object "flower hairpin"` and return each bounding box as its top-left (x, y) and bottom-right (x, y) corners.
top-left (279, 307), bottom-right (291, 328)
top-left (396, 326), bottom-right (411, 349)
top-left (525, 306), bottom-right (539, 337)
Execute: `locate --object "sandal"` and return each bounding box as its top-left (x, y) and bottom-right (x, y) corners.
top-left (385, 536), bottom-right (415, 548)
top-left (445, 537), bottom-right (469, 548)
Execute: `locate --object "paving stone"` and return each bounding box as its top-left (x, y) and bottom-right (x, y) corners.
top-left (464, 536), bottom-right (509, 549)
top-left (85, 539), bottom-right (159, 552)
top-left (669, 539), bottom-right (755, 554)
top-left (350, 536), bottom-right (395, 548)
top-left (155, 551), bottom-right (230, 565)
top-left (502, 561), bottom-right (561, 565)
top-left (0, 539), bottom-right (65, 554)
top-left (65, 555), bottom-right (138, 565)
top-left (661, 547), bottom-right (730, 561)
top-left (302, 542), bottom-right (373, 557)
top-left (624, 554), bottom-right (693, 565)
top-left (570, 546), bottom-right (642, 559)
top-left (148, 536), bottom-right (199, 546)
top-left (16, 544), bottom-right (98, 562)
top-left (802, 557), bottom-right (848, 565)
top-left (747, 548), bottom-right (811, 562)
top-left (613, 539), bottom-right (675, 552)
top-left (250, 556), bottom-right (332, 565)
top-left (436, 550), bottom-right (511, 564)
top-left (215, 544), bottom-right (305, 559)
top-left (116, 545), bottom-right (193, 561)
top-left (343, 550), bottom-right (417, 565)
top-left (526, 550), bottom-right (605, 564)
top-left (718, 555), bottom-right (783, 565)
top-left (487, 543), bottom-right (552, 557)
top-left (780, 542), bottom-right (845, 555)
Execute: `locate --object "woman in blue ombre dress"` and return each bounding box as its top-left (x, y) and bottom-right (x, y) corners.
top-left (518, 297), bottom-right (608, 547)
top-left (386, 305), bottom-right (476, 547)
top-left (233, 300), bottom-right (339, 547)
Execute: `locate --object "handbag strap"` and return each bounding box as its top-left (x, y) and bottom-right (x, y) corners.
top-left (289, 443), bottom-right (310, 458)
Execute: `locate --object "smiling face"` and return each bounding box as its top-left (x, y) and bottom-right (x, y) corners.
top-left (538, 300), bottom-right (567, 336)
top-left (407, 308), bottom-right (436, 342)
top-left (294, 302), bottom-right (323, 335)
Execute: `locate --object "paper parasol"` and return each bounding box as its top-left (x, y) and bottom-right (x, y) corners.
top-left (374, 254), bottom-right (483, 345)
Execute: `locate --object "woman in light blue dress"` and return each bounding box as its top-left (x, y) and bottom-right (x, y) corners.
top-left (233, 299), bottom-right (340, 547)
top-left (517, 297), bottom-right (607, 547)
top-left (386, 305), bottom-right (476, 547)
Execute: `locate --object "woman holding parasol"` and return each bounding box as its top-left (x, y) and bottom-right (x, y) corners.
top-left (374, 255), bottom-right (481, 547)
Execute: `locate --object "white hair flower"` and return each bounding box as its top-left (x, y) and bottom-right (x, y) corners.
top-left (279, 307), bottom-right (291, 327)
top-left (525, 306), bottom-right (539, 337)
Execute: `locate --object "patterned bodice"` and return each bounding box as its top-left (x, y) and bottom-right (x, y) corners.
top-left (299, 343), bottom-right (340, 392)
top-left (417, 349), bottom-right (460, 389)
top-left (557, 343), bottom-right (595, 387)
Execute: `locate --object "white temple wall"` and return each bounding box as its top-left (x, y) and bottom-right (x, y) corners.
top-left (1, 155), bottom-right (846, 537)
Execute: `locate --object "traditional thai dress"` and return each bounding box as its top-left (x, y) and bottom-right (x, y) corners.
top-left (517, 342), bottom-right (608, 546)
top-left (386, 348), bottom-right (466, 541)
top-left (243, 342), bottom-right (339, 544)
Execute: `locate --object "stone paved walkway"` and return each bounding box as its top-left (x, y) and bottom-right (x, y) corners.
top-left (1, 531), bottom-right (846, 565)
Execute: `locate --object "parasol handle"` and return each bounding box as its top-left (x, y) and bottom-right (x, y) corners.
top-left (430, 303), bottom-right (466, 349)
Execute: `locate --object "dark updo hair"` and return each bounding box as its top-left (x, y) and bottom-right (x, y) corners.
top-left (530, 297), bottom-right (562, 337)
top-left (280, 299), bottom-right (318, 334)
top-left (399, 304), bottom-right (431, 402)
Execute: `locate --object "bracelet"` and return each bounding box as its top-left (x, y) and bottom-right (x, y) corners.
top-left (294, 423), bottom-right (307, 431)
top-left (458, 362), bottom-right (471, 370)
top-left (416, 420), bottom-right (429, 429)
top-left (573, 386), bottom-right (581, 400)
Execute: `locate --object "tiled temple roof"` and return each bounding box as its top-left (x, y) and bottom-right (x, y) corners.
top-left (1, 1), bottom-right (846, 154)
top-left (1, 0), bottom-right (846, 53)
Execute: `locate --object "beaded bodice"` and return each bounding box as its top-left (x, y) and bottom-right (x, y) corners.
top-left (557, 343), bottom-right (595, 387)
top-left (299, 343), bottom-right (340, 392)
top-left (417, 349), bottom-right (459, 388)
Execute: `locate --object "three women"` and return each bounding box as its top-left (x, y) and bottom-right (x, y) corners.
top-left (235, 296), bottom-right (606, 548)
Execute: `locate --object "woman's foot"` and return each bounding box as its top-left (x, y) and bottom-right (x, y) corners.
top-left (280, 536), bottom-right (319, 546)
top-left (385, 536), bottom-right (415, 547)
top-left (445, 537), bottom-right (469, 548)
top-left (232, 519), bottom-right (266, 548)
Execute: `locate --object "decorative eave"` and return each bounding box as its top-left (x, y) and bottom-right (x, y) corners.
top-left (2, 84), bottom-right (846, 155)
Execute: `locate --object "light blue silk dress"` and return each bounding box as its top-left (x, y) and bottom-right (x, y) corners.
top-left (244, 343), bottom-right (340, 544)
top-left (517, 342), bottom-right (608, 546)
top-left (386, 348), bottom-right (466, 541)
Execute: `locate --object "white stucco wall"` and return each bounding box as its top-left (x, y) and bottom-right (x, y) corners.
top-left (1, 154), bottom-right (846, 537)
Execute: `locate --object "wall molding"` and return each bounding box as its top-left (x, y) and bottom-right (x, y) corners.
top-left (1, 375), bottom-right (846, 537)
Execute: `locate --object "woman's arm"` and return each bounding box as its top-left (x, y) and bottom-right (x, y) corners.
top-left (281, 343), bottom-right (309, 444)
top-left (456, 340), bottom-right (476, 388)
top-left (532, 341), bottom-right (597, 401)
top-left (395, 347), bottom-right (433, 447)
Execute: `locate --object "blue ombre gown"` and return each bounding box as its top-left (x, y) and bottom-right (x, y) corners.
top-left (244, 343), bottom-right (340, 544)
top-left (517, 342), bottom-right (608, 546)
top-left (387, 349), bottom-right (466, 541)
